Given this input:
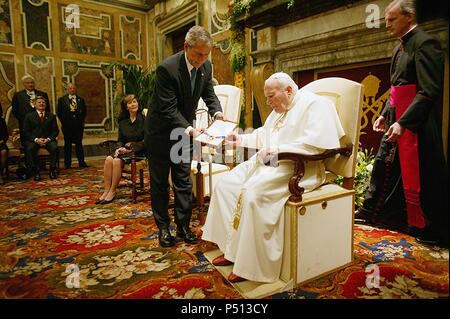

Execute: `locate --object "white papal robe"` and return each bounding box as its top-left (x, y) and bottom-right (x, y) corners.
top-left (202, 89), bottom-right (345, 282)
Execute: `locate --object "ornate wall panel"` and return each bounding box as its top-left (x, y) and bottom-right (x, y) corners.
top-left (209, 0), bottom-right (229, 35)
top-left (24, 54), bottom-right (55, 111)
top-left (0, 52), bottom-right (15, 127)
top-left (21, 0), bottom-right (52, 50)
top-left (120, 15), bottom-right (141, 60)
top-left (59, 3), bottom-right (114, 57)
top-left (211, 39), bottom-right (233, 86)
top-left (0, 0), bottom-right (13, 45)
top-left (62, 59), bottom-right (115, 132)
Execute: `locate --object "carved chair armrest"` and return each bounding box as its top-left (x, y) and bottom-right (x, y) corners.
top-left (123, 142), bottom-right (146, 170)
top-left (124, 141), bottom-right (144, 151)
top-left (99, 140), bottom-right (118, 154)
top-left (266, 145), bottom-right (353, 203)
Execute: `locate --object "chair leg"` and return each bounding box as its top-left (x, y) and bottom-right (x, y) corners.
top-left (131, 162), bottom-right (137, 204)
top-left (139, 169), bottom-right (144, 189)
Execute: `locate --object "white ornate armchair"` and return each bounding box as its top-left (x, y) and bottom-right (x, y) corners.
top-left (205, 77), bottom-right (364, 298)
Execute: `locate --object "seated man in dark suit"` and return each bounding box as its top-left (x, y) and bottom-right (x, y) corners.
top-left (22, 96), bottom-right (59, 181)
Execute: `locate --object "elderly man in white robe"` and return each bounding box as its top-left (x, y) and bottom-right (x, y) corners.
top-left (201, 72), bottom-right (345, 283)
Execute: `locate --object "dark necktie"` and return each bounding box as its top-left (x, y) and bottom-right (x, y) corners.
top-left (190, 68), bottom-right (197, 95)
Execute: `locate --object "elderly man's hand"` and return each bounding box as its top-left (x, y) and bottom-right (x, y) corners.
top-left (225, 131), bottom-right (242, 145)
top-left (257, 148), bottom-right (278, 166)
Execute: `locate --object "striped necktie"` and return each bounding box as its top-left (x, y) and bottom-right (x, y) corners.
top-left (70, 96), bottom-right (77, 112)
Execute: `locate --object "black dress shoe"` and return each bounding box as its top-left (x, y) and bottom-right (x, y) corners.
top-left (415, 228), bottom-right (440, 246)
top-left (176, 226), bottom-right (198, 244)
top-left (34, 172), bottom-right (41, 181)
top-left (415, 236), bottom-right (439, 246)
top-left (100, 193), bottom-right (116, 204)
top-left (101, 197), bottom-right (115, 204)
top-left (49, 169), bottom-right (57, 179)
top-left (95, 199), bottom-right (106, 204)
top-left (354, 209), bottom-right (371, 224)
top-left (159, 228), bottom-right (175, 247)
top-left (79, 162), bottom-right (89, 168)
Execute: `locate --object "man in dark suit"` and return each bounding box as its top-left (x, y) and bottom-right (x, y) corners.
top-left (22, 96), bottom-right (59, 181)
top-left (11, 75), bottom-right (50, 148)
top-left (145, 26), bottom-right (223, 247)
top-left (57, 83), bottom-right (88, 169)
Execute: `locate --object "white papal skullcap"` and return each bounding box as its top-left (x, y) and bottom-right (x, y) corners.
top-left (266, 72), bottom-right (298, 92)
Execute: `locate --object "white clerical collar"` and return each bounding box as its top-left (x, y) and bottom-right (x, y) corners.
top-left (286, 90), bottom-right (301, 111)
top-left (184, 53), bottom-right (196, 76)
top-left (399, 24), bottom-right (417, 39)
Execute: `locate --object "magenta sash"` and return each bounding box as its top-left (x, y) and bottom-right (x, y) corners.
top-left (391, 84), bottom-right (426, 228)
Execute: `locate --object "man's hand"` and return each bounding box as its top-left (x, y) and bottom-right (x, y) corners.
top-left (385, 122), bottom-right (405, 142)
top-left (225, 131), bottom-right (242, 145)
top-left (373, 116), bottom-right (386, 132)
top-left (215, 113), bottom-right (225, 121)
top-left (190, 127), bottom-right (205, 138)
top-left (36, 137), bottom-right (48, 147)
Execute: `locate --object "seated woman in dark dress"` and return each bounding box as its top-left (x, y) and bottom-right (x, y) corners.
top-left (0, 103), bottom-right (9, 185)
top-left (96, 94), bottom-right (145, 204)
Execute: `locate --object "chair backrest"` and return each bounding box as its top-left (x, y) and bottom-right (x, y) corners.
top-left (302, 77), bottom-right (364, 179)
top-left (195, 84), bottom-right (242, 129)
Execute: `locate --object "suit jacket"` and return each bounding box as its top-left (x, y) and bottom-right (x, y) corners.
top-left (144, 51), bottom-right (222, 140)
top-left (57, 94), bottom-right (86, 139)
top-left (22, 110), bottom-right (59, 144)
top-left (11, 90), bottom-right (51, 125)
top-left (0, 118), bottom-right (8, 144)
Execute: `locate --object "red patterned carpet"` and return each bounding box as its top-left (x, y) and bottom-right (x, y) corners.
top-left (0, 160), bottom-right (448, 300)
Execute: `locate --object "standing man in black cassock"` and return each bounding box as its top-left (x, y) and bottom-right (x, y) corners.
top-left (356, 0), bottom-right (448, 247)
top-left (145, 26), bottom-right (223, 247)
top-left (57, 83), bottom-right (88, 169)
